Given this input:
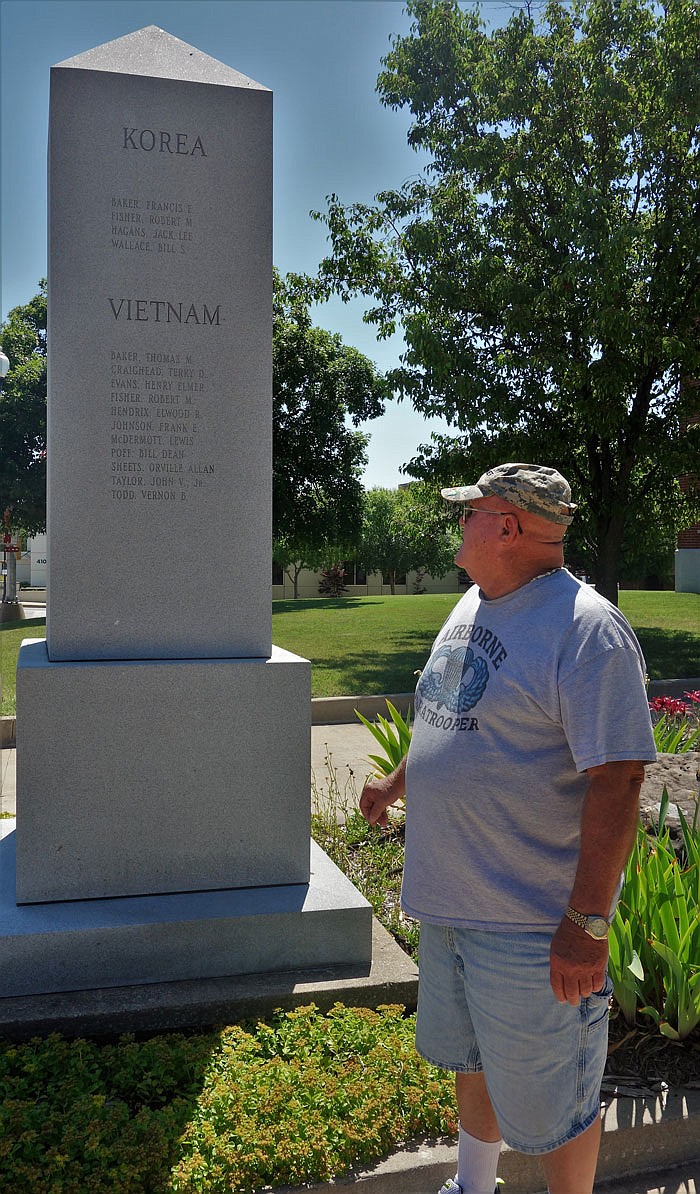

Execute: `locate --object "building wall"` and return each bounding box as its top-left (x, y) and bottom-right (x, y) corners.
top-left (676, 405), bottom-right (699, 593)
top-left (29, 534), bottom-right (48, 588)
top-left (677, 524), bottom-right (700, 550)
top-left (273, 566), bottom-right (467, 601)
top-left (675, 549), bottom-right (700, 594)
top-left (13, 535), bottom-right (48, 591)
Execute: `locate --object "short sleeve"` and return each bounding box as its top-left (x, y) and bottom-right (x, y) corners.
top-left (558, 645), bottom-right (657, 772)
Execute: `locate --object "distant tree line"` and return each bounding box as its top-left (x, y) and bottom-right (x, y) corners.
top-left (281, 483), bottom-right (461, 599)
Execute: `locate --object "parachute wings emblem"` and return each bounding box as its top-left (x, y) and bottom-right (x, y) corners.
top-left (418, 644), bottom-right (489, 713)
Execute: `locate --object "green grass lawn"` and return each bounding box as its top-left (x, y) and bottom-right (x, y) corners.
top-left (618, 591), bottom-right (700, 682)
top-left (0, 617), bottom-right (47, 716)
top-left (273, 593), bottom-right (463, 697)
top-left (0, 590), bottom-right (697, 714)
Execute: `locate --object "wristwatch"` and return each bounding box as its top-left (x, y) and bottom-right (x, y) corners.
top-left (565, 906), bottom-right (610, 940)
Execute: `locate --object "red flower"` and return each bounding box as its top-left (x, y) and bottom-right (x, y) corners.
top-left (648, 695), bottom-right (691, 717)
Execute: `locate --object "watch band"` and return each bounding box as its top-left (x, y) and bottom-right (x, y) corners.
top-left (565, 906), bottom-right (590, 930)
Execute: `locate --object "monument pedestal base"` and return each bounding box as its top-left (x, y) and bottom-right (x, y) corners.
top-left (16, 640), bottom-right (311, 903)
top-left (0, 835), bottom-right (371, 998)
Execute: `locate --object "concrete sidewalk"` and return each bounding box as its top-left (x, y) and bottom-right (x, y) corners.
top-left (290, 1134), bottom-right (700, 1194)
top-left (311, 721), bottom-right (376, 817)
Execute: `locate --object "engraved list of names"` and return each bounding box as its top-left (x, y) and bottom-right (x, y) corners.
top-left (105, 131), bottom-right (219, 508)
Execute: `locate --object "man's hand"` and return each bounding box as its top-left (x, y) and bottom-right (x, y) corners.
top-left (359, 757), bottom-right (407, 827)
top-left (549, 917), bottom-right (608, 1006)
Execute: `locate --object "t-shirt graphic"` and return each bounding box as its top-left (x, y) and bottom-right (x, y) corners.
top-left (417, 642), bottom-right (489, 714)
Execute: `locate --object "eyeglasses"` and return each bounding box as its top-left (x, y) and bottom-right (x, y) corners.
top-left (457, 505), bottom-right (523, 534)
top-left (459, 505), bottom-right (510, 520)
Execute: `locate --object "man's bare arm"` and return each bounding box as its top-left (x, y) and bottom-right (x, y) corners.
top-left (550, 759), bottom-right (644, 1006)
top-left (359, 756), bottom-right (407, 827)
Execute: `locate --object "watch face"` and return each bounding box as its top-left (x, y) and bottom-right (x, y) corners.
top-left (586, 917), bottom-right (609, 940)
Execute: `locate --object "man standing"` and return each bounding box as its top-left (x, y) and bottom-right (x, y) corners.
top-left (359, 464), bottom-right (656, 1194)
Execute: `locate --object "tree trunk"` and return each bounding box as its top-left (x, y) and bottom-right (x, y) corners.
top-left (284, 563), bottom-right (302, 599)
top-left (594, 513), bottom-right (626, 607)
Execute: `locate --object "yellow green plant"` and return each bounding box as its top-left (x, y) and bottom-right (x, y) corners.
top-left (0, 1006), bottom-right (457, 1192)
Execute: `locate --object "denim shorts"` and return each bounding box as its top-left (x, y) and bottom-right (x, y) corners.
top-left (415, 922), bottom-right (612, 1155)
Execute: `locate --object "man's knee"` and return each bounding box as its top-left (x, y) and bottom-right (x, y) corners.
top-left (455, 1072), bottom-right (501, 1142)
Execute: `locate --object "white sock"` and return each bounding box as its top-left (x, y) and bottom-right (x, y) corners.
top-left (455, 1125), bottom-right (502, 1194)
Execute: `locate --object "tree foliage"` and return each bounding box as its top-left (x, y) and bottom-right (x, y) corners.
top-left (0, 281), bottom-right (47, 536)
top-left (316, 0), bottom-right (700, 602)
top-left (273, 270), bottom-right (387, 591)
top-left (360, 484), bottom-right (460, 593)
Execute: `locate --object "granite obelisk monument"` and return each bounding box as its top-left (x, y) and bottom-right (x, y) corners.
top-left (0, 27), bottom-right (371, 1003)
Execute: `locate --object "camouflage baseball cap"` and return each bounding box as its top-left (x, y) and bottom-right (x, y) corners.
top-left (441, 463), bottom-right (577, 525)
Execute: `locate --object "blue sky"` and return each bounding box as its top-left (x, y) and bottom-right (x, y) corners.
top-left (0, 0), bottom-right (515, 488)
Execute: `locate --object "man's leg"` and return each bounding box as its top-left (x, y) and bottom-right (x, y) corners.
top-left (415, 925), bottom-right (503, 1194)
top-left (453, 1073), bottom-right (502, 1194)
top-left (455, 1072), bottom-right (601, 1194)
top-left (539, 1115), bottom-right (601, 1194)
top-left (455, 1072), bottom-right (501, 1142)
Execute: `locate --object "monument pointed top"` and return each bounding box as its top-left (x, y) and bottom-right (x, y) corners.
top-left (53, 25), bottom-right (269, 90)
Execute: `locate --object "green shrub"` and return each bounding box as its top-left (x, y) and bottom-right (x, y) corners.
top-left (0, 1007), bottom-right (456, 1193)
top-left (171, 1005), bottom-right (455, 1191)
top-left (0, 1031), bottom-right (216, 1193)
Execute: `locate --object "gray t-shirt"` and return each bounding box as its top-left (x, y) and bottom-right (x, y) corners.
top-left (401, 569), bottom-right (657, 931)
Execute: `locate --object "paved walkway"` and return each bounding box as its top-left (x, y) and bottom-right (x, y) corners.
top-left (311, 721), bottom-right (376, 819)
top-left (325, 1147), bottom-right (700, 1194)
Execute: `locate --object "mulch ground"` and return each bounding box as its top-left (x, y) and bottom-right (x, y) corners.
top-left (604, 1010), bottom-right (700, 1096)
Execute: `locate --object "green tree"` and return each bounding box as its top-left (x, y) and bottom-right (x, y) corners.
top-left (360, 484), bottom-right (459, 593)
top-left (273, 270), bottom-right (387, 595)
top-left (316, 0), bottom-right (700, 604)
top-left (0, 282), bottom-right (47, 536)
top-left (567, 466), bottom-right (689, 588)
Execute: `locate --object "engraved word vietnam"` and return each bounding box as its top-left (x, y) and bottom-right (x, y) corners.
top-left (108, 299), bottom-right (222, 326)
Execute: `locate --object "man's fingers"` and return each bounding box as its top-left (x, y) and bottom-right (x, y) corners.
top-left (551, 963), bottom-right (609, 1005)
top-left (550, 918), bottom-right (609, 1004)
top-left (552, 975), bottom-right (583, 1006)
top-left (359, 787), bottom-right (390, 826)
